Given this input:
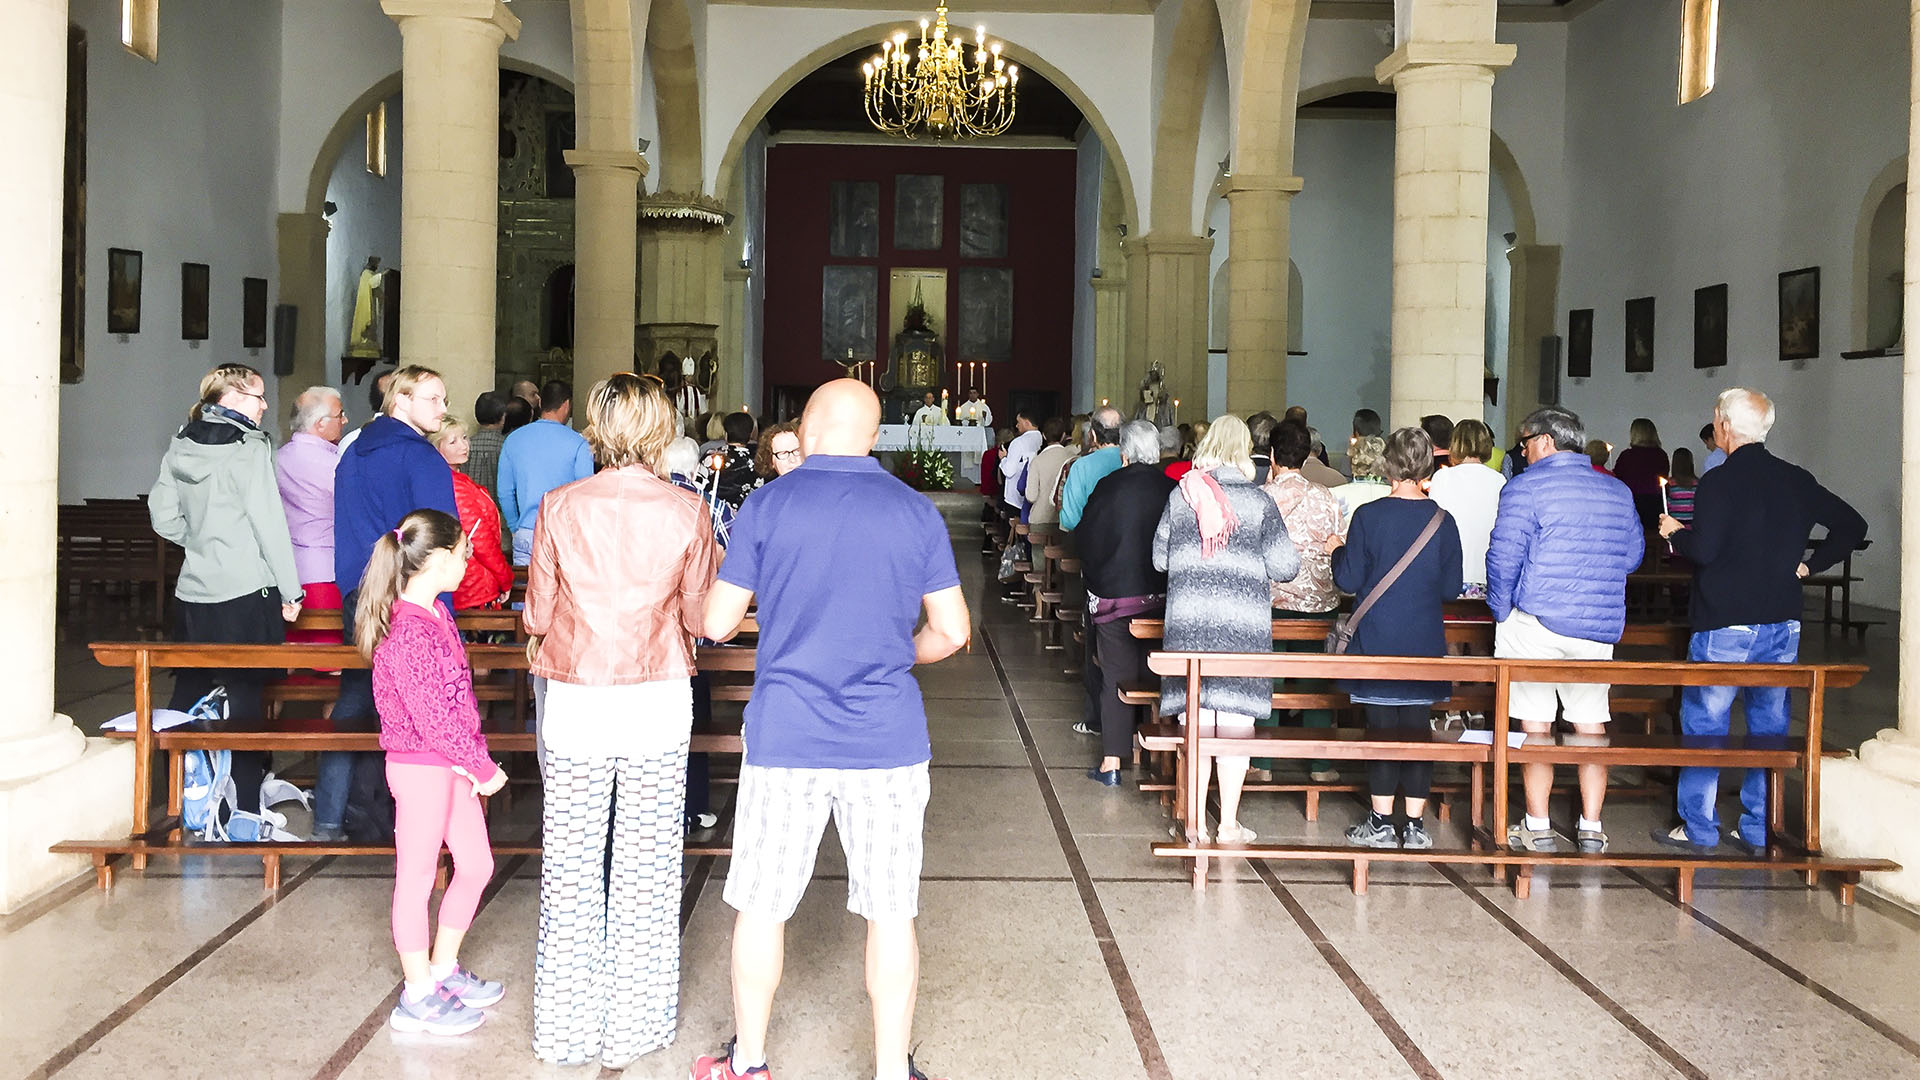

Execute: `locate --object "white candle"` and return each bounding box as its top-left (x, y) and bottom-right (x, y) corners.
top-left (1660, 476), bottom-right (1670, 516)
top-left (1173, 398), bottom-right (1180, 425)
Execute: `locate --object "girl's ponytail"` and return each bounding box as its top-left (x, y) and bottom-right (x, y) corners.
top-left (354, 508), bottom-right (463, 658)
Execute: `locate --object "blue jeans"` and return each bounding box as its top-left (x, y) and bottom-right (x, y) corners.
top-left (314, 586), bottom-right (376, 832)
top-left (512, 526), bottom-right (535, 566)
top-left (1677, 621), bottom-right (1801, 846)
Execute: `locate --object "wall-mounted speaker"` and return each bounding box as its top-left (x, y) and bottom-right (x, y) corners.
top-left (272, 304), bottom-right (298, 377)
top-left (1539, 335), bottom-right (1562, 406)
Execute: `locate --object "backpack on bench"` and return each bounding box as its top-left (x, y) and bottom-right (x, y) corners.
top-left (179, 687), bottom-right (234, 841)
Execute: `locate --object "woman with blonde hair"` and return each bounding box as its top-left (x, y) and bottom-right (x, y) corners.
top-left (1611, 417), bottom-right (1669, 528)
top-left (1154, 414), bottom-right (1300, 844)
top-left (1330, 434), bottom-right (1390, 528)
top-left (429, 415), bottom-right (513, 610)
top-left (525, 373), bottom-right (720, 1068)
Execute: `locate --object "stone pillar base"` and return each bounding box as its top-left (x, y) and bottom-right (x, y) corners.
top-left (1821, 732), bottom-right (1920, 909)
top-left (0, 737), bottom-right (134, 913)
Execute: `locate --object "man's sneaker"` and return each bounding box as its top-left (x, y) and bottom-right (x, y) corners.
top-left (1506, 822), bottom-right (1560, 852)
top-left (1576, 828), bottom-right (1609, 854)
top-left (1725, 832), bottom-right (1766, 857)
top-left (1309, 768), bottom-right (1340, 783)
top-left (1651, 824), bottom-right (1718, 853)
top-left (389, 986), bottom-right (485, 1036)
top-left (1345, 814), bottom-right (1400, 849)
top-left (437, 966), bottom-right (504, 1008)
top-left (308, 825), bottom-right (347, 843)
top-left (1401, 820), bottom-right (1434, 850)
top-left (692, 1038), bottom-right (770, 1079)
top-left (1070, 721), bottom-right (1098, 736)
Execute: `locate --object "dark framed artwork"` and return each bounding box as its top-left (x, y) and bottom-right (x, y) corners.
top-left (60, 25), bottom-right (86, 383)
top-left (893, 174), bottom-right (944, 251)
top-left (827, 180), bottom-right (879, 258)
top-left (820, 264), bottom-right (878, 364)
top-left (1567, 308), bottom-right (1593, 378)
top-left (1624, 296), bottom-right (1655, 373)
top-left (959, 183), bottom-right (1009, 259)
top-left (106, 248), bottom-right (142, 334)
top-left (181, 262), bottom-right (210, 341)
top-left (242, 277), bottom-right (268, 349)
top-left (958, 267), bottom-right (1014, 362)
top-left (1779, 266), bottom-right (1820, 361)
top-left (1693, 283), bottom-right (1728, 369)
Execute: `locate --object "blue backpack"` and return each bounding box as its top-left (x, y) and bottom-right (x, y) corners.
top-left (179, 688), bottom-right (233, 840)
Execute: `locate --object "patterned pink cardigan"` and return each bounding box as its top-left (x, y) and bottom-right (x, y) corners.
top-left (373, 599), bottom-right (499, 782)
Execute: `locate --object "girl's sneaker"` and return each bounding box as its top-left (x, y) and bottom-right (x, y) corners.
top-left (438, 966), bottom-right (504, 1008)
top-left (389, 986), bottom-right (485, 1036)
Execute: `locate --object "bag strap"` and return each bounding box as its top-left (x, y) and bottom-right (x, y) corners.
top-left (1344, 505), bottom-right (1446, 638)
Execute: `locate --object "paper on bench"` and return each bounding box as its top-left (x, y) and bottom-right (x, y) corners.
top-left (1456, 729), bottom-right (1528, 748)
top-left (99, 708), bottom-right (198, 733)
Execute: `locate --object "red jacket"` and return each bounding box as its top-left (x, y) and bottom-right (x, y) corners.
top-left (451, 470), bottom-right (512, 610)
top-left (980, 446), bottom-right (1001, 498)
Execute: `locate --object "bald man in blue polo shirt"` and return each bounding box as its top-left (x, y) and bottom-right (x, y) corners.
top-left (694, 379), bottom-right (971, 1080)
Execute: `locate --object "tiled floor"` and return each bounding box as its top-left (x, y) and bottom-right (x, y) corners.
top-left (9, 516), bottom-right (1920, 1079)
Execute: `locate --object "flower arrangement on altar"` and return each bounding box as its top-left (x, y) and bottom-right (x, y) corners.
top-left (893, 424), bottom-right (955, 491)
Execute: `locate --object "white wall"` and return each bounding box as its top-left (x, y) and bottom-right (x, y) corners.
top-left (1288, 114), bottom-right (1395, 428)
top-left (59, 0), bottom-right (284, 500)
top-left (323, 94), bottom-right (405, 428)
top-left (1072, 129), bottom-right (1102, 412)
top-left (700, 5), bottom-right (1155, 228)
top-left (1190, 38), bottom-right (1230, 235)
top-left (1557, 0), bottom-right (1907, 608)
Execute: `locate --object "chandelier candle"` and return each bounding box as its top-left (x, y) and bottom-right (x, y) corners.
top-left (863, 5), bottom-right (1018, 140)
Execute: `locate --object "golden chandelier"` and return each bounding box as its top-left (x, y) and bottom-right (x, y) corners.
top-left (862, 5), bottom-right (1018, 141)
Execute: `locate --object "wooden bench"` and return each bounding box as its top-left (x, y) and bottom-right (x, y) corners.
top-left (57, 502), bottom-right (177, 631)
top-left (55, 639), bottom-right (756, 889)
top-left (1142, 649), bottom-right (1897, 902)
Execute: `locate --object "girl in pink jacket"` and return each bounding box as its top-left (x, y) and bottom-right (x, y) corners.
top-left (358, 508), bottom-right (507, 1037)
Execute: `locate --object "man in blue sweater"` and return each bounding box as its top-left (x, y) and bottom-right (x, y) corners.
top-left (320, 365), bottom-right (459, 841)
top-left (498, 378), bottom-right (594, 564)
top-left (1657, 388), bottom-right (1866, 853)
top-left (1487, 405), bottom-right (1644, 855)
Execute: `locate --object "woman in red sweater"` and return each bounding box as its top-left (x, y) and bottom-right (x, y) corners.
top-left (432, 416), bottom-right (514, 609)
top-left (358, 508), bottom-right (506, 1037)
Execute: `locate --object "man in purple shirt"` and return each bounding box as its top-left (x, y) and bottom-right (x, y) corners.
top-left (694, 380), bottom-right (970, 1080)
top-left (276, 387), bottom-right (346, 607)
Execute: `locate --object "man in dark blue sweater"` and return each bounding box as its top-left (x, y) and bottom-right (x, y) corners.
top-left (1656, 388), bottom-right (1866, 853)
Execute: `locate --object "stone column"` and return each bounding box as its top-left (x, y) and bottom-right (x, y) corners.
top-left (565, 149), bottom-right (646, 392)
top-left (381, 0), bottom-right (520, 412)
top-left (1376, 37), bottom-right (1514, 429)
top-left (720, 265), bottom-right (753, 416)
top-left (1091, 275), bottom-right (1129, 409)
top-left (1822, 0), bottom-right (1920, 906)
top-left (1123, 235), bottom-right (1212, 423)
top-left (274, 211), bottom-right (331, 400)
top-left (1223, 175), bottom-right (1302, 414)
top-left (0, 0), bottom-right (132, 913)
top-left (1501, 243), bottom-right (1561, 440)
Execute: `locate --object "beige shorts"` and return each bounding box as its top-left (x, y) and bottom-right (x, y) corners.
top-left (723, 761), bottom-right (931, 923)
top-left (1495, 611), bottom-right (1614, 727)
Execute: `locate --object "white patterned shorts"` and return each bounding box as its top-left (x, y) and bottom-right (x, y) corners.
top-left (723, 761), bottom-right (931, 923)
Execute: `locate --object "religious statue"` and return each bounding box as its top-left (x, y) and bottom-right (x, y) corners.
top-left (1135, 361), bottom-right (1173, 427)
top-left (347, 256), bottom-right (384, 360)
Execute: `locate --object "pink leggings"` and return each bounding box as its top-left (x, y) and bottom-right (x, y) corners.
top-left (387, 761), bottom-right (494, 954)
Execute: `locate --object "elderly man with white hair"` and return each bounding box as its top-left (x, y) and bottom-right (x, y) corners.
top-left (277, 386), bottom-right (348, 645)
top-left (1656, 387), bottom-right (1867, 854)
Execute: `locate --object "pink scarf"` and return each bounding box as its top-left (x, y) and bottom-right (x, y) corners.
top-left (1178, 468), bottom-right (1240, 559)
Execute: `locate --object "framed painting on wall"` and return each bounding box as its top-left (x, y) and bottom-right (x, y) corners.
top-left (1567, 308), bottom-right (1593, 378)
top-left (828, 180), bottom-right (879, 258)
top-left (242, 277), bottom-right (269, 349)
top-left (959, 183), bottom-right (1009, 259)
top-left (1624, 296), bottom-right (1655, 373)
top-left (1779, 266), bottom-right (1820, 361)
top-left (1693, 283), bottom-right (1728, 369)
top-left (107, 248), bottom-right (141, 334)
top-left (820, 265), bottom-right (878, 365)
top-left (181, 262), bottom-right (210, 341)
top-left (893, 175), bottom-right (944, 251)
top-left (958, 267), bottom-right (1013, 362)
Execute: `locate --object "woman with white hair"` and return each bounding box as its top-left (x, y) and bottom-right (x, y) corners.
top-left (1330, 435), bottom-right (1390, 529)
top-left (1153, 415), bottom-right (1301, 844)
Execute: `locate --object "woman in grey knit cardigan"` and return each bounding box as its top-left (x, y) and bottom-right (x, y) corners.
top-left (1154, 415), bottom-right (1300, 843)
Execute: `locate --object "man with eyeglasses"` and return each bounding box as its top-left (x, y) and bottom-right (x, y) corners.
top-left (277, 387), bottom-right (348, 655)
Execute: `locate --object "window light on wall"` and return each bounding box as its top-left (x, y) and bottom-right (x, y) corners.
top-left (365, 102), bottom-right (388, 178)
top-left (121, 0), bottom-right (157, 62)
top-left (1679, 0), bottom-right (1720, 104)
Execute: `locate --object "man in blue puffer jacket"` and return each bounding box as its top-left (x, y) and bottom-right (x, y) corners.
top-left (1487, 405), bottom-right (1645, 854)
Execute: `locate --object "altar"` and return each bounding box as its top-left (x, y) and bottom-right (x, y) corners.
top-left (873, 424), bottom-right (990, 453)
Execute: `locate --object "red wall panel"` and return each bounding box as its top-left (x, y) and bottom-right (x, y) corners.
top-left (762, 143), bottom-right (1078, 423)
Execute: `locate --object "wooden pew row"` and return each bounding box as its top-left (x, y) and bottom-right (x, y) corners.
top-left (1141, 650), bottom-right (1895, 902)
top-left (57, 503), bottom-right (177, 629)
top-left (55, 640), bottom-right (757, 889)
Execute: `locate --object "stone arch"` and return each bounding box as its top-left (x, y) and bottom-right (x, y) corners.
top-left (1149, 0), bottom-right (1222, 236)
top-left (711, 25), bottom-right (1141, 232)
top-left (1229, 0), bottom-right (1313, 178)
top-left (646, 0), bottom-right (703, 194)
top-left (300, 58), bottom-right (575, 218)
top-left (1854, 156), bottom-right (1908, 351)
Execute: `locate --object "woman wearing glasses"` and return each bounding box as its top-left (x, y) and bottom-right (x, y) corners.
top-left (524, 373), bottom-right (720, 1068)
top-left (754, 420), bottom-right (803, 480)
